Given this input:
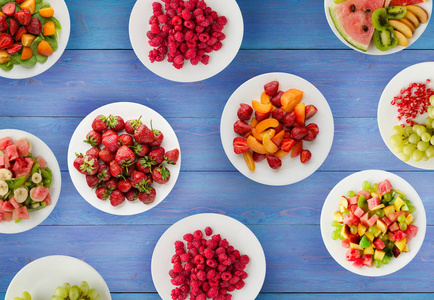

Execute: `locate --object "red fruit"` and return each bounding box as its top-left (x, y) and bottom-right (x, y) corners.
top-left (102, 134), bottom-right (119, 153)
top-left (125, 117), bottom-right (143, 134)
top-left (0, 33), bottom-right (13, 50)
top-left (25, 18), bottom-right (42, 35)
top-left (254, 111), bottom-right (270, 122)
top-left (275, 123), bottom-right (284, 134)
top-left (152, 165), bottom-right (170, 184)
top-left (280, 138), bottom-right (295, 152)
top-left (92, 115), bottom-right (109, 132)
top-left (138, 188), bottom-right (156, 204)
top-left (95, 187), bottom-right (110, 200)
top-left (252, 152), bottom-right (266, 162)
top-left (270, 91), bottom-right (283, 107)
top-left (283, 111), bottom-right (296, 127)
top-left (237, 103), bottom-right (253, 121)
top-left (291, 127), bottom-right (308, 140)
top-left (164, 148), bottom-right (180, 165)
top-left (109, 160), bottom-right (123, 178)
top-left (300, 149), bottom-right (312, 164)
top-left (15, 0), bottom-right (25, 3)
top-left (84, 130), bottom-right (102, 146)
top-left (306, 123), bottom-right (319, 135)
top-left (303, 130), bottom-right (317, 142)
top-left (105, 177), bottom-right (118, 191)
top-left (149, 147), bottom-right (165, 165)
top-left (271, 108), bottom-right (285, 122)
top-left (102, 129), bottom-right (118, 139)
top-left (73, 153), bottom-right (99, 176)
top-left (118, 178), bottom-right (132, 193)
top-left (99, 147), bottom-right (115, 164)
top-left (264, 81), bottom-right (279, 96)
top-left (266, 155), bottom-right (281, 170)
top-left (305, 105), bottom-right (318, 119)
top-left (291, 140), bottom-right (303, 158)
top-left (130, 170), bottom-right (152, 191)
top-left (233, 137), bottom-right (249, 154)
top-left (149, 130), bottom-right (164, 147)
top-left (2, 2), bottom-right (15, 16)
top-left (97, 164), bottom-right (111, 182)
top-left (122, 163), bottom-right (135, 177)
top-left (233, 120), bottom-right (251, 136)
top-left (86, 175), bottom-right (99, 188)
top-left (0, 16), bottom-right (7, 32)
top-left (86, 146), bottom-right (100, 157)
top-left (115, 145), bottom-right (135, 166)
top-left (125, 188), bottom-right (138, 201)
top-left (110, 189), bottom-right (125, 207)
top-left (13, 10), bottom-right (31, 26)
top-left (136, 157), bottom-right (152, 173)
top-left (133, 142), bottom-right (150, 157)
top-left (134, 124), bottom-right (154, 144)
top-left (14, 28), bottom-right (26, 42)
top-left (108, 115), bottom-right (125, 131)
top-left (9, 19), bottom-right (18, 36)
top-left (119, 134), bottom-right (134, 147)
top-left (294, 104), bottom-right (306, 126)
top-left (6, 42), bottom-right (22, 55)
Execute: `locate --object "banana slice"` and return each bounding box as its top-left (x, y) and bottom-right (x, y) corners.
top-left (0, 180), bottom-right (9, 197)
top-left (0, 168), bottom-right (13, 180)
top-left (14, 186), bottom-right (29, 203)
top-left (32, 173), bottom-right (42, 184)
top-left (29, 187), bottom-right (44, 202)
top-left (406, 5), bottom-right (428, 24)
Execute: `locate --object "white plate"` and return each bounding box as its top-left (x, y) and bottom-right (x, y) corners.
top-left (320, 170), bottom-right (426, 276)
top-left (67, 102), bottom-right (181, 216)
top-left (325, 0), bottom-right (432, 55)
top-left (0, 0), bottom-right (71, 79)
top-left (378, 61), bottom-right (434, 169)
top-left (220, 72), bottom-right (334, 186)
top-left (0, 129), bottom-right (61, 234)
top-left (5, 255), bottom-right (111, 300)
top-left (129, 0), bottom-right (243, 82)
top-left (152, 213), bottom-right (266, 300)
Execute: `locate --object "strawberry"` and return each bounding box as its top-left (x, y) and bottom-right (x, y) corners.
top-left (99, 147), bottom-right (115, 164)
top-left (13, 10), bottom-right (31, 26)
top-left (133, 142), bottom-right (150, 157)
top-left (252, 152), bottom-right (266, 162)
top-left (97, 164), bottom-right (111, 182)
top-left (86, 175), bottom-right (100, 188)
top-left (266, 155), bottom-right (281, 170)
top-left (264, 80), bottom-right (279, 96)
top-left (303, 123), bottom-right (319, 142)
top-left (136, 157), bottom-right (152, 173)
top-left (130, 170), bottom-right (152, 191)
top-left (270, 91), bottom-right (283, 107)
top-left (7, 43), bottom-right (22, 55)
top-left (102, 129), bottom-right (117, 139)
top-left (2, 2), bottom-right (15, 16)
top-left (291, 140), bottom-right (303, 158)
top-left (138, 188), bottom-right (156, 205)
top-left (152, 165), bottom-right (170, 184)
top-left (305, 105), bottom-right (318, 119)
top-left (306, 123), bottom-right (319, 135)
top-left (26, 17), bottom-right (42, 35)
top-left (105, 177), bottom-right (118, 191)
top-left (281, 139), bottom-right (295, 152)
top-left (15, 0), bottom-right (25, 3)
top-left (148, 147), bottom-right (165, 165)
top-left (95, 187), bottom-right (110, 200)
top-left (233, 137), bottom-right (249, 154)
top-left (9, 19), bottom-right (18, 37)
top-left (271, 108), bottom-right (285, 122)
top-left (119, 134), bottom-right (134, 147)
top-left (108, 115), bottom-right (125, 131)
top-left (233, 120), bottom-right (251, 136)
top-left (84, 130), bottom-right (102, 146)
top-left (122, 163), bottom-right (136, 177)
top-left (115, 145), bottom-right (135, 166)
top-left (164, 148), bottom-right (179, 165)
top-left (0, 33), bottom-right (13, 50)
top-left (125, 188), bottom-right (138, 201)
top-left (134, 124), bottom-right (154, 144)
top-left (125, 117), bottom-right (143, 134)
top-left (300, 149), bottom-right (312, 164)
top-left (149, 129), bottom-right (164, 147)
top-left (291, 127), bottom-right (308, 140)
top-left (73, 153), bottom-right (99, 175)
top-left (237, 103), bottom-right (253, 121)
top-left (255, 111), bottom-right (270, 122)
top-left (109, 160), bottom-right (123, 178)
top-left (86, 146), bottom-right (100, 158)
top-left (0, 16), bottom-right (7, 32)
top-left (283, 111), bottom-right (296, 127)
top-left (118, 178), bottom-right (132, 193)
top-left (110, 189), bottom-right (125, 207)
top-left (102, 134), bottom-right (119, 153)
top-left (14, 28), bottom-right (26, 42)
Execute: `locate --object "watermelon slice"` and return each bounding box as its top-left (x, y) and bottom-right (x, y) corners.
top-left (329, 0), bottom-right (385, 51)
top-left (0, 137), bottom-right (13, 151)
top-left (389, 0), bottom-right (426, 6)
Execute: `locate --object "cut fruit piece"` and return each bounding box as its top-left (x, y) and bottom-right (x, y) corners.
top-left (406, 5), bottom-right (428, 23)
top-left (0, 49), bottom-right (10, 64)
top-left (252, 128), bottom-right (275, 141)
top-left (260, 92), bottom-right (271, 104)
top-left (399, 17), bottom-right (415, 33)
top-left (294, 103), bottom-right (306, 126)
top-left (251, 100), bottom-right (273, 114)
top-left (389, 0), bottom-right (426, 5)
top-left (388, 19), bottom-right (413, 38)
top-left (254, 118), bottom-right (279, 134)
top-left (21, 34), bottom-right (35, 47)
top-left (262, 134), bottom-right (279, 154)
top-left (38, 7), bottom-right (55, 18)
top-left (20, 0), bottom-right (36, 14)
top-left (243, 151), bottom-right (255, 171)
top-left (373, 27), bottom-right (398, 51)
top-left (247, 135), bottom-right (267, 154)
top-left (372, 8), bottom-right (389, 30)
top-left (394, 29), bottom-right (408, 46)
top-left (404, 10), bottom-right (420, 28)
top-left (281, 89), bottom-right (304, 113)
top-left (386, 5), bottom-right (407, 19)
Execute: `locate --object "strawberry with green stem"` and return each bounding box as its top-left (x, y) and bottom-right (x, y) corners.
top-left (125, 116), bottom-right (143, 134)
top-left (164, 148), bottom-right (180, 165)
top-left (84, 130), bottom-right (102, 146)
top-left (152, 165), bottom-right (170, 184)
top-left (115, 145), bottom-right (135, 167)
top-left (92, 114), bottom-right (109, 132)
top-left (73, 153), bottom-right (99, 175)
top-left (149, 120), bottom-right (164, 147)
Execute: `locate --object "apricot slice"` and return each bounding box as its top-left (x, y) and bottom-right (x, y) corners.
top-left (294, 103), bottom-right (306, 126)
top-left (260, 92), bottom-right (271, 104)
top-left (250, 117), bottom-right (258, 128)
top-left (21, 34), bottom-right (35, 47)
top-left (252, 128), bottom-right (275, 141)
top-left (252, 100), bottom-right (273, 114)
top-left (255, 118), bottom-right (279, 134)
top-left (21, 46), bottom-right (33, 60)
top-left (243, 151), bottom-right (255, 171)
top-left (281, 89), bottom-right (304, 113)
top-left (43, 21), bottom-right (56, 36)
top-left (275, 149), bottom-right (290, 158)
top-left (247, 135), bottom-right (267, 154)
top-left (39, 7), bottom-right (55, 18)
top-left (20, 0), bottom-right (36, 14)
top-left (271, 129), bottom-right (285, 146)
top-left (37, 40), bottom-right (53, 56)
top-left (263, 134), bottom-right (279, 153)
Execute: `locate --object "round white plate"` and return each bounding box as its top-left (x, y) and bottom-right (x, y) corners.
top-left (129, 0), bottom-right (243, 82)
top-left (325, 0), bottom-right (432, 55)
top-left (67, 102), bottom-right (181, 216)
top-left (0, 0), bottom-right (71, 79)
top-left (378, 61), bottom-right (434, 169)
top-left (220, 72), bottom-right (334, 186)
top-left (320, 170), bottom-right (426, 276)
top-left (5, 255), bottom-right (111, 300)
top-left (152, 213), bottom-right (266, 300)
top-left (0, 129), bottom-right (61, 234)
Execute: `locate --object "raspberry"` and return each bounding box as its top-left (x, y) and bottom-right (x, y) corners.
top-left (193, 230), bottom-right (203, 240)
top-left (174, 54), bottom-right (184, 65)
top-left (173, 262), bottom-right (183, 273)
top-left (170, 1), bottom-right (180, 9)
top-left (195, 25), bottom-right (205, 33)
top-left (222, 258), bottom-right (232, 266)
top-left (196, 295), bottom-right (206, 300)
top-left (157, 14), bottom-right (168, 23)
top-left (217, 16), bottom-right (227, 26)
top-left (212, 22), bottom-right (223, 32)
top-left (219, 288), bottom-right (227, 295)
top-left (203, 248), bottom-right (214, 259)
top-left (190, 56), bottom-right (201, 65)
top-left (196, 14), bottom-right (205, 23)
top-left (217, 264), bottom-right (227, 272)
top-left (151, 24), bottom-right (160, 34)
top-left (180, 253), bottom-right (190, 262)
top-left (219, 239), bottom-right (229, 249)
top-left (229, 276), bottom-right (240, 285)
top-left (207, 269), bottom-right (216, 280)
top-left (207, 287), bottom-right (219, 298)
top-left (174, 31), bottom-right (184, 42)
top-left (227, 285), bottom-right (235, 292)
top-left (207, 37), bottom-right (217, 45)
top-left (152, 2), bottom-right (162, 11)
top-left (194, 255), bottom-right (205, 264)
top-left (176, 248), bottom-right (186, 256)
top-left (239, 254), bottom-right (250, 264)
top-left (221, 271), bottom-right (232, 281)
top-left (157, 45), bottom-right (168, 55)
top-left (206, 258), bottom-right (217, 268)
top-left (210, 11), bottom-right (218, 20)
top-left (213, 41), bottom-right (222, 51)
top-left (206, 239), bottom-right (217, 250)
top-left (169, 269), bottom-right (177, 278)
top-left (196, 1), bottom-right (207, 10)
top-left (172, 15), bottom-right (183, 26)
top-left (193, 8), bottom-right (203, 16)
top-left (199, 33), bottom-right (209, 42)
top-left (150, 36), bottom-right (163, 47)
top-left (189, 247), bottom-right (199, 257)
top-left (171, 254), bottom-right (181, 263)
top-left (149, 15), bottom-right (158, 25)
top-left (215, 247), bottom-right (225, 255)
top-left (181, 9), bottom-right (192, 20)
top-left (234, 280), bottom-right (245, 290)
top-left (224, 295), bottom-right (232, 300)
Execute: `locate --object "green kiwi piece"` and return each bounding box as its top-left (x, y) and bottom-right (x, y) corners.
top-left (387, 6), bottom-right (407, 20)
top-left (373, 27), bottom-right (398, 51)
top-left (372, 8), bottom-right (389, 31)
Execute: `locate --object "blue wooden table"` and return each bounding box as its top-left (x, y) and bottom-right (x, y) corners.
top-left (1, 0), bottom-right (434, 299)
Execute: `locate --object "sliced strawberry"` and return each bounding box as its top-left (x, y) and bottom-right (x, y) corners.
top-left (0, 33), bottom-right (13, 50)
top-left (9, 19), bottom-right (18, 36)
top-left (25, 17), bottom-right (42, 35)
top-left (233, 137), bottom-right (249, 154)
top-left (2, 2), bottom-right (16, 17)
top-left (300, 149), bottom-right (312, 164)
top-left (0, 16), bottom-right (7, 32)
top-left (14, 28), bottom-right (27, 42)
top-left (14, 10), bottom-right (32, 26)
top-left (7, 43), bottom-right (22, 55)
top-left (290, 140), bottom-right (303, 158)
top-left (281, 138), bottom-right (295, 152)
top-left (305, 105), bottom-right (318, 119)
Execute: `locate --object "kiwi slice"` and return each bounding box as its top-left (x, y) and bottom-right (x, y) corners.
top-left (372, 8), bottom-right (389, 31)
top-left (387, 6), bottom-right (407, 20)
top-left (373, 27), bottom-right (398, 51)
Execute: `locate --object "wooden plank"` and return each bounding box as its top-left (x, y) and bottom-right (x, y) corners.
top-left (0, 50), bottom-right (432, 119)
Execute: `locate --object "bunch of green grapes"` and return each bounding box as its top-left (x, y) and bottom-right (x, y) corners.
top-left (390, 95), bottom-right (434, 162)
top-left (50, 281), bottom-right (101, 300)
top-left (13, 291), bottom-right (31, 300)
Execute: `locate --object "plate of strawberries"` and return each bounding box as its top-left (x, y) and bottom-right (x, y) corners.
top-left (220, 72), bottom-right (334, 186)
top-left (67, 102), bottom-right (181, 216)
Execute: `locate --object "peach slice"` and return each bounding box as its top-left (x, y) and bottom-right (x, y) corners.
top-left (294, 103), bottom-right (306, 126)
top-left (243, 151), bottom-right (255, 171)
top-left (250, 117), bottom-right (258, 128)
top-left (255, 118), bottom-right (279, 134)
top-left (247, 135), bottom-right (267, 154)
top-left (281, 89), bottom-right (304, 113)
top-left (271, 130), bottom-right (285, 146)
top-left (20, 0), bottom-right (36, 14)
top-left (252, 128), bottom-right (275, 141)
top-left (260, 92), bottom-right (271, 104)
top-left (252, 100), bottom-right (273, 114)
top-left (275, 149), bottom-right (290, 158)
top-left (263, 134), bottom-right (279, 153)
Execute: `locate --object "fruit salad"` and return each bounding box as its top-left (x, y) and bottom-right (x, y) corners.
top-left (0, 0), bottom-right (61, 71)
top-left (232, 80), bottom-right (319, 171)
top-left (0, 136), bottom-right (53, 223)
top-left (331, 179), bottom-right (418, 269)
top-left (73, 114), bottom-right (180, 208)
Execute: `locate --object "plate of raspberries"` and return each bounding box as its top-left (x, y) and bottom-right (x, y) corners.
top-left (129, 0), bottom-right (244, 82)
top-left (67, 102), bottom-right (181, 216)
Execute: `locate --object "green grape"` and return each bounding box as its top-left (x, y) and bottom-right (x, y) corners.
top-left (383, 192), bottom-right (392, 203)
top-left (408, 133), bottom-right (420, 144)
top-left (417, 126), bottom-right (427, 136)
top-left (430, 95), bottom-right (434, 105)
top-left (69, 286), bottom-right (80, 300)
top-left (404, 126), bottom-right (413, 136)
top-left (21, 292), bottom-right (31, 300)
top-left (421, 132), bottom-right (431, 142)
top-left (430, 109), bottom-right (434, 119)
top-left (431, 135), bottom-right (434, 146)
top-left (412, 124), bottom-right (420, 133)
top-left (362, 180), bottom-right (370, 191)
top-left (80, 281), bottom-right (89, 296)
top-left (423, 155), bottom-right (429, 161)
top-left (55, 286), bottom-right (67, 298)
top-left (63, 282), bottom-right (71, 292)
top-left (404, 199), bottom-right (412, 206)
top-left (382, 255), bottom-right (391, 265)
top-left (426, 117), bottom-right (433, 128)
top-left (331, 230), bottom-right (340, 240)
top-left (413, 149), bottom-right (424, 161)
top-left (339, 233), bottom-right (345, 240)
top-left (13, 297), bottom-right (24, 300)
top-left (417, 141), bottom-right (430, 151)
top-left (397, 214), bottom-right (406, 223)
top-left (374, 259), bottom-right (382, 268)
top-left (408, 205), bottom-right (416, 213)
top-left (373, 183), bottom-right (379, 190)
top-left (51, 297), bottom-right (63, 300)
top-left (94, 295), bottom-right (101, 300)
top-left (401, 153), bottom-right (411, 162)
top-left (393, 143), bottom-right (404, 153)
top-left (331, 220), bottom-right (339, 227)
top-left (426, 146), bottom-right (434, 158)
top-left (403, 143), bottom-right (416, 155)
top-left (88, 289), bottom-right (99, 299)
top-left (375, 209), bottom-right (385, 218)
top-left (393, 125), bottom-right (405, 135)
top-left (400, 222), bottom-right (408, 231)
top-left (379, 234), bottom-right (388, 242)
top-left (347, 190), bottom-right (355, 197)
top-left (390, 134), bottom-right (403, 145)
top-left (368, 226), bottom-right (376, 234)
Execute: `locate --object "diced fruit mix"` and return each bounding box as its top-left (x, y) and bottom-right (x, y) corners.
top-left (170, 227), bottom-right (250, 300)
top-left (331, 179), bottom-right (418, 269)
top-left (0, 0), bottom-right (61, 71)
top-left (73, 114), bottom-right (179, 208)
top-left (147, 0), bottom-right (227, 69)
top-left (0, 136), bottom-right (53, 224)
top-left (232, 80), bottom-right (319, 171)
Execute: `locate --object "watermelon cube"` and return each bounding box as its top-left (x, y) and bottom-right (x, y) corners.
top-left (9, 197), bottom-right (21, 209)
top-left (378, 179), bottom-right (392, 196)
top-left (1, 201), bottom-right (14, 212)
top-left (388, 211), bottom-right (406, 223)
top-left (2, 211), bottom-right (12, 222)
top-left (373, 238), bottom-right (385, 250)
top-left (348, 204), bottom-right (358, 214)
top-left (381, 216), bottom-right (392, 227)
top-left (43, 193), bottom-right (51, 206)
top-left (366, 214), bottom-right (379, 228)
top-left (15, 139), bottom-right (30, 157)
top-left (12, 157), bottom-right (34, 178)
top-left (31, 186), bottom-right (50, 201)
top-left (360, 213), bottom-right (370, 227)
top-left (345, 248), bottom-right (361, 262)
top-left (367, 195), bottom-right (381, 210)
top-left (348, 195), bottom-right (359, 205)
top-left (389, 222), bottom-right (400, 233)
top-left (343, 213), bottom-right (360, 226)
top-left (354, 206), bottom-right (365, 218)
top-left (0, 155), bottom-right (5, 168)
top-left (393, 231), bottom-right (407, 242)
top-left (405, 224), bottom-right (418, 237)
top-left (357, 190), bottom-right (371, 199)
top-left (341, 238), bottom-right (351, 248)
top-left (15, 206), bottom-right (29, 220)
top-left (0, 137), bottom-right (13, 151)
top-left (352, 257), bottom-right (364, 269)
top-left (6, 144), bottom-right (19, 161)
top-left (0, 199), bottom-right (3, 212)
top-left (362, 254), bottom-right (373, 268)
top-left (36, 156), bottom-right (47, 168)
